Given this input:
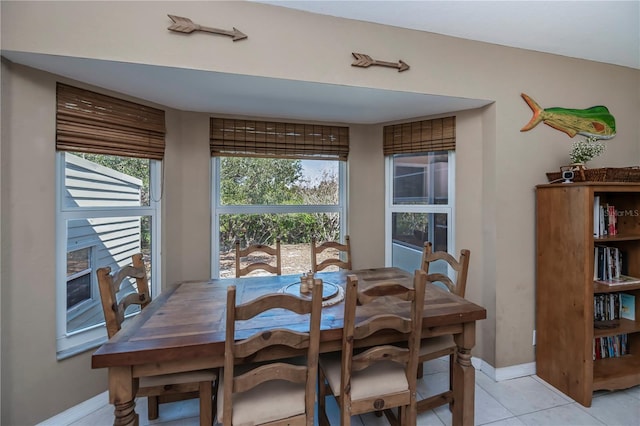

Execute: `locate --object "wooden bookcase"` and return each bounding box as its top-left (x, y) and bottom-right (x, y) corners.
top-left (536, 182), bottom-right (640, 407)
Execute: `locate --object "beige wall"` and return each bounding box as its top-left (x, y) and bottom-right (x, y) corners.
top-left (163, 110), bottom-right (213, 286)
top-left (347, 124), bottom-right (385, 270)
top-left (0, 62), bottom-right (109, 425)
top-left (1, 1), bottom-right (639, 424)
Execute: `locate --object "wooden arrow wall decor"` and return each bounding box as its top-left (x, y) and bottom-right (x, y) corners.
top-left (351, 52), bottom-right (409, 72)
top-left (167, 15), bottom-right (247, 41)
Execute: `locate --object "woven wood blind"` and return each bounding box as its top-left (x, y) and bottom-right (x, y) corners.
top-left (56, 83), bottom-right (166, 160)
top-left (210, 118), bottom-right (349, 161)
top-left (383, 116), bottom-right (455, 156)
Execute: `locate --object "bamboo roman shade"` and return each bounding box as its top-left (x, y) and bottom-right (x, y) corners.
top-left (210, 118), bottom-right (349, 161)
top-left (56, 83), bottom-right (166, 160)
top-left (383, 116), bottom-right (455, 156)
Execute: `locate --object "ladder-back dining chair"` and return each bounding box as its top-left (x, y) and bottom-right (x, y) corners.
top-left (235, 239), bottom-right (282, 277)
top-left (97, 253), bottom-right (218, 425)
top-left (311, 235), bottom-right (352, 273)
top-left (318, 270), bottom-right (426, 426)
top-left (218, 281), bottom-right (323, 425)
top-left (416, 242), bottom-right (471, 414)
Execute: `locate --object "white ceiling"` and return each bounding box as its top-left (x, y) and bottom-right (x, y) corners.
top-left (3, 1), bottom-right (638, 124)
top-left (258, 0), bottom-right (640, 70)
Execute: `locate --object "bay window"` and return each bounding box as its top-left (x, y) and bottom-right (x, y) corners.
top-left (210, 118), bottom-right (348, 278)
top-left (55, 83), bottom-right (163, 358)
top-left (385, 117), bottom-right (456, 274)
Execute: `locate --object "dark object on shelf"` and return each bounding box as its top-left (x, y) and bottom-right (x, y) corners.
top-left (594, 320), bottom-right (620, 329)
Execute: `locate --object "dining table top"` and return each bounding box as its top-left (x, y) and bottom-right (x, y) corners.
top-left (92, 267), bottom-right (487, 371)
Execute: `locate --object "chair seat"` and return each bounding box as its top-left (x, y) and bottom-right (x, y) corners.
top-left (419, 335), bottom-right (455, 357)
top-left (319, 352), bottom-right (408, 401)
top-left (216, 372), bottom-right (306, 426)
top-left (140, 369), bottom-right (217, 387)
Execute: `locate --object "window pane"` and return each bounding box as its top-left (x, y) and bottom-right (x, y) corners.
top-left (391, 212), bottom-right (448, 272)
top-left (219, 212), bottom-right (340, 278)
top-left (220, 157), bottom-right (338, 206)
top-left (392, 152), bottom-right (448, 205)
top-left (64, 153), bottom-right (150, 208)
top-left (391, 212), bottom-right (448, 251)
top-left (67, 273), bottom-right (91, 310)
top-left (67, 247), bottom-right (90, 276)
top-left (66, 216), bottom-right (152, 334)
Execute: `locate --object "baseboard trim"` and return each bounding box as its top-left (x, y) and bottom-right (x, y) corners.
top-left (477, 358), bottom-right (537, 382)
top-left (38, 391), bottom-right (109, 426)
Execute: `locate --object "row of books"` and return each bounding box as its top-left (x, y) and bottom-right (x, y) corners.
top-left (594, 245), bottom-right (626, 281)
top-left (594, 293), bottom-right (621, 322)
top-left (593, 292), bottom-right (636, 322)
top-left (593, 197), bottom-right (618, 237)
top-left (593, 334), bottom-right (628, 360)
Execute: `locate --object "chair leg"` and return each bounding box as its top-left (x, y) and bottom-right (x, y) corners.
top-left (398, 406), bottom-right (405, 426)
top-left (212, 373), bottom-right (220, 424)
top-left (417, 361), bottom-right (424, 379)
top-left (318, 369), bottom-right (330, 426)
top-left (383, 408), bottom-right (400, 426)
top-left (339, 392), bottom-right (350, 426)
top-left (147, 396), bottom-right (159, 420)
top-left (199, 381), bottom-right (213, 426)
top-left (448, 353), bottom-right (455, 412)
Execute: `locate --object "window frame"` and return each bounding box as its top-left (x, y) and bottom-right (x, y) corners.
top-left (384, 151), bottom-right (456, 269)
top-left (210, 157), bottom-right (348, 278)
top-left (55, 152), bottom-right (162, 359)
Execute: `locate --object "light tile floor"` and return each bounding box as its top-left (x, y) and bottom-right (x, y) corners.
top-left (68, 358), bottom-right (640, 426)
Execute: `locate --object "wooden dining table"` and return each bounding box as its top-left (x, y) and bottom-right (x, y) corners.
top-left (92, 267), bottom-right (486, 426)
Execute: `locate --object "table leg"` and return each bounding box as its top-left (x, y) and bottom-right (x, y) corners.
top-left (108, 366), bottom-right (139, 426)
top-left (452, 322), bottom-right (476, 426)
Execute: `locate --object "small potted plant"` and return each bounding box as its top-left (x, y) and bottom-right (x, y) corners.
top-left (569, 135), bottom-right (605, 166)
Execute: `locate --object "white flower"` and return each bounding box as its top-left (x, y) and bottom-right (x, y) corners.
top-left (569, 136), bottom-right (605, 164)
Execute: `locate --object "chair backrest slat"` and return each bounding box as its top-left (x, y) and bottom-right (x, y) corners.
top-left (234, 330), bottom-right (310, 358)
top-left (233, 363), bottom-right (307, 393)
top-left (97, 253), bottom-right (150, 338)
top-left (235, 293), bottom-right (309, 318)
top-left (235, 239), bottom-right (282, 277)
top-left (311, 235), bottom-right (352, 272)
top-left (421, 242), bottom-right (470, 297)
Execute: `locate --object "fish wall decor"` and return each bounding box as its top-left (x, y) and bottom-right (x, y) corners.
top-left (520, 93), bottom-right (616, 140)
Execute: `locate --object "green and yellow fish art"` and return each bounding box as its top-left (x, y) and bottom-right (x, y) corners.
top-left (520, 93), bottom-right (616, 140)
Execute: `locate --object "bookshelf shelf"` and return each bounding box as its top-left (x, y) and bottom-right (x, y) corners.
top-left (536, 183), bottom-right (640, 407)
top-left (595, 235), bottom-right (640, 242)
top-left (593, 354), bottom-right (640, 391)
top-left (594, 318), bottom-right (640, 338)
top-left (593, 280), bottom-right (640, 293)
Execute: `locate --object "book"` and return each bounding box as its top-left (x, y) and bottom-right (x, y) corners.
top-left (607, 204), bottom-right (618, 236)
top-left (593, 196), bottom-right (600, 237)
top-left (600, 205), bottom-right (607, 237)
top-left (620, 293), bottom-right (636, 320)
top-left (594, 245), bottom-right (606, 280)
top-left (595, 274), bottom-right (640, 286)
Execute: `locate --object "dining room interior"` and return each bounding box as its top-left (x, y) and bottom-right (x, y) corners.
top-left (1, 1), bottom-right (639, 425)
